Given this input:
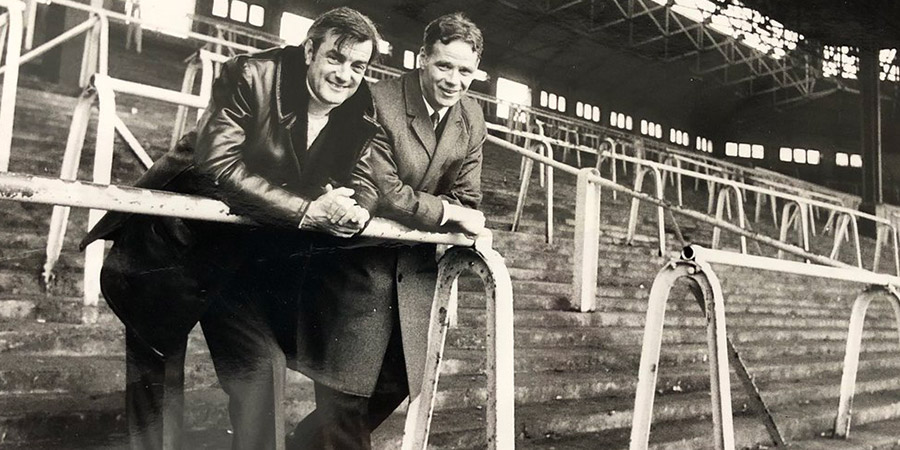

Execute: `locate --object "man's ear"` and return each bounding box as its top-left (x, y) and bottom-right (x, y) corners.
top-left (304, 39), bottom-right (315, 65)
top-left (417, 47), bottom-right (426, 68)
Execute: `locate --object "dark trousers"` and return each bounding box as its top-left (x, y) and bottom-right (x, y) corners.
top-left (125, 287), bottom-right (286, 450)
top-left (285, 323), bottom-right (409, 450)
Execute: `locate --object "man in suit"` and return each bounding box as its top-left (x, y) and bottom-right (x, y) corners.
top-left (285, 12), bottom-right (487, 449)
top-left (80, 8), bottom-right (382, 449)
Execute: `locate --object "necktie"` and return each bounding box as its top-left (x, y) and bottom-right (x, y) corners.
top-left (430, 111), bottom-right (441, 131)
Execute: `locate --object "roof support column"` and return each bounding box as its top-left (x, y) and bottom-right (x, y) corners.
top-left (858, 46), bottom-right (882, 236)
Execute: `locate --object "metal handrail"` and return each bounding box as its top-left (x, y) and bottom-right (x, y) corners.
top-left (489, 124), bottom-right (899, 273)
top-left (0, 169), bottom-right (515, 450)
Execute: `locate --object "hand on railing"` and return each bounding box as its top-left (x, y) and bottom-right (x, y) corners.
top-left (302, 185), bottom-right (369, 238)
top-left (443, 203), bottom-right (486, 237)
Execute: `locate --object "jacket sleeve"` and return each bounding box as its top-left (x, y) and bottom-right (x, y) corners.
top-left (192, 57), bottom-right (311, 228)
top-left (353, 107), bottom-right (485, 231)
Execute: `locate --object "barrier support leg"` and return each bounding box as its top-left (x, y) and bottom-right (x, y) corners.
top-left (42, 89), bottom-right (96, 287)
top-left (402, 244), bottom-right (514, 450)
top-left (512, 153), bottom-right (534, 233)
top-left (82, 76), bottom-right (117, 320)
top-left (574, 168), bottom-right (601, 312)
top-left (629, 259), bottom-right (735, 450)
top-left (834, 286), bottom-right (900, 438)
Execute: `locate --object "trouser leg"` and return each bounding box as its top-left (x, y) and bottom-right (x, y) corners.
top-left (125, 328), bottom-right (187, 450)
top-left (201, 291), bottom-right (286, 450)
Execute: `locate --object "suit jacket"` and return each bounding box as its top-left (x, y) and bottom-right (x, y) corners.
top-left (293, 70), bottom-right (485, 397)
top-left (81, 46), bottom-right (379, 356)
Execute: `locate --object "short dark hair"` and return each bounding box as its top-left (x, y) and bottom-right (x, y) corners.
top-left (422, 12), bottom-right (484, 60)
top-left (304, 7), bottom-right (381, 64)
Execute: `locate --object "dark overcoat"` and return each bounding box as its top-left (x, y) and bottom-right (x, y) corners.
top-left (80, 46), bottom-right (379, 357)
top-left (292, 70), bottom-right (485, 397)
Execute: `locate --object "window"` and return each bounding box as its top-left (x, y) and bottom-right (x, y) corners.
top-left (807, 150), bottom-right (820, 165)
top-left (403, 50), bottom-right (416, 69)
top-left (496, 77), bottom-right (531, 120)
top-left (782, 147), bottom-right (821, 165)
top-left (584, 104), bottom-right (593, 120)
top-left (377, 40), bottom-right (392, 55)
top-left (836, 152), bottom-right (849, 166)
top-left (474, 69), bottom-right (489, 82)
top-left (823, 46), bottom-right (899, 82)
top-left (727, 141), bottom-right (762, 159)
top-left (779, 147), bottom-right (792, 162)
top-left (641, 120), bottom-right (648, 135)
top-left (850, 154), bottom-right (862, 167)
top-left (750, 144), bottom-right (763, 159)
top-left (625, 116), bottom-right (633, 131)
top-left (248, 4), bottom-right (264, 26)
top-left (140, 0), bottom-right (196, 36)
top-left (670, 128), bottom-right (690, 147)
top-left (697, 136), bottom-right (714, 153)
top-left (229, 0), bottom-right (247, 22)
top-left (654, 124), bottom-right (662, 139)
top-left (576, 102), bottom-right (584, 117)
top-left (539, 90), bottom-right (566, 113)
top-left (725, 142), bottom-right (738, 157)
top-left (212, 0), bottom-right (228, 17)
top-left (610, 111), bottom-right (629, 127)
top-left (280, 12), bottom-right (314, 45)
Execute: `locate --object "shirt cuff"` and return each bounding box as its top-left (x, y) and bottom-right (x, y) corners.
top-left (440, 200), bottom-right (451, 226)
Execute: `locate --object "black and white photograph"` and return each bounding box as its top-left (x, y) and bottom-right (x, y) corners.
top-left (0, 0), bottom-right (899, 448)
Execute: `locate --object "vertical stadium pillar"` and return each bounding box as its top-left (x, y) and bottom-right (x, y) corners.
top-left (858, 46), bottom-right (882, 236)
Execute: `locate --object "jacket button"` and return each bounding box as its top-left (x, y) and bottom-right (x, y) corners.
top-left (397, 273), bottom-right (404, 283)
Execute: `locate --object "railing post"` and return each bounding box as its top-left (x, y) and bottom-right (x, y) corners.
top-left (835, 285), bottom-right (900, 438)
top-left (573, 167), bottom-right (601, 312)
top-left (402, 241), bottom-right (514, 449)
top-left (42, 89), bottom-right (96, 287)
top-left (629, 258), bottom-right (735, 450)
top-left (82, 75), bottom-right (117, 319)
top-left (0, 0), bottom-right (24, 172)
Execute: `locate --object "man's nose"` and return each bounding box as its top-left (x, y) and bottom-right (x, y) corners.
top-left (444, 69), bottom-right (462, 87)
top-left (334, 64), bottom-right (352, 83)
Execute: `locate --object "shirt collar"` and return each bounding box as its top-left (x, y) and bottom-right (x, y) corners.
top-left (422, 95), bottom-right (449, 122)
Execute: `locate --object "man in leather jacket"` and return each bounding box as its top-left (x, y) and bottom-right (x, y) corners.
top-left (80, 8), bottom-right (381, 449)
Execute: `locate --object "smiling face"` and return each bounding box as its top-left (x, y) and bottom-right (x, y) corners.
top-left (304, 30), bottom-right (374, 110)
top-left (418, 39), bottom-right (480, 109)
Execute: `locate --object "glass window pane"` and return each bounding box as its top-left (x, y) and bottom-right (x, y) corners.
top-left (280, 12), bottom-right (314, 45)
top-left (248, 4), bottom-right (264, 26)
top-left (655, 124), bottom-right (662, 138)
top-left (212, 0), bottom-right (228, 17)
top-left (595, 107), bottom-right (602, 123)
top-left (793, 148), bottom-right (806, 164)
top-left (615, 112), bottom-right (623, 127)
top-left (738, 143), bottom-right (751, 158)
top-left (377, 40), bottom-right (392, 55)
top-left (230, 0), bottom-right (248, 22)
top-left (548, 93), bottom-right (557, 110)
top-left (779, 147), bottom-right (792, 161)
top-left (576, 102), bottom-right (583, 117)
top-left (403, 50), bottom-right (415, 69)
top-left (808, 150), bottom-right (820, 165)
top-left (836, 152), bottom-right (849, 166)
top-left (751, 144), bottom-right (764, 159)
top-left (670, 129), bottom-right (676, 143)
top-left (625, 116), bottom-right (633, 130)
top-left (850, 154), bottom-right (862, 167)
top-left (641, 120), bottom-right (648, 135)
top-left (609, 111), bottom-right (616, 123)
top-left (725, 142), bottom-right (738, 156)
top-left (540, 91), bottom-right (548, 107)
top-left (558, 97), bottom-right (566, 112)
top-left (683, 133), bottom-right (689, 146)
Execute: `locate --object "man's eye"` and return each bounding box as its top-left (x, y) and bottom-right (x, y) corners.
top-left (327, 55), bottom-right (340, 64)
top-left (460, 69), bottom-right (473, 76)
top-left (352, 64), bottom-right (367, 74)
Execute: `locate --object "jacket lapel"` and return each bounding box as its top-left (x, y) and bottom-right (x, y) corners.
top-left (277, 46), bottom-right (308, 179)
top-left (421, 103), bottom-right (466, 189)
top-left (403, 72), bottom-right (437, 157)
